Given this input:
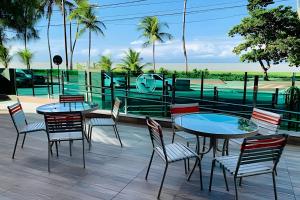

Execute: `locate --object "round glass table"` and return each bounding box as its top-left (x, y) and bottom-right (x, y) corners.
top-left (174, 113), bottom-right (258, 140)
top-left (36, 102), bottom-right (98, 114)
top-left (175, 113), bottom-right (258, 180)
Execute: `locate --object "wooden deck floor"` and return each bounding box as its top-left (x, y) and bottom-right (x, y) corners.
top-left (0, 112), bottom-right (299, 200)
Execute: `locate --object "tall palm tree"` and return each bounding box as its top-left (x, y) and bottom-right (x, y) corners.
top-left (17, 49), bottom-right (33, 69)
top-left (182, 0), bottom-right (188, 73)
top-left (138, 16), bottom-right (172, 72)
top-left (118, 48), bottom-right (149, 76)
top-left (41, 0), bottom-right (55, 71)
top-left (0, 45), bottom-right (13, 68)
top-left (69, 0), bottom-right (90, 69)
top-left (79, 7), bottom-right (106, 69)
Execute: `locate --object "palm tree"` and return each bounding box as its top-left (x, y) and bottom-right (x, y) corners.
top-left (182, 0), bottom-right (188, 73)
top-left (98, 55), bottom-right (112, 72)
top-left (138, 16), bottom-right (172, 72)
top-left (79, 7), bottom-right (106, 69)
top-left (17, 49), bottom-right (34, 69)
top-left (0, 45), bottom-right (13, 68)
top-left (118, 48), bottom-right (149, 76)
top-left (69, 0), bottom-right (90, 70)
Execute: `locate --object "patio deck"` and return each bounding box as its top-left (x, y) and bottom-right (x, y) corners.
top-left (0, 110), bottom-right (299, 200)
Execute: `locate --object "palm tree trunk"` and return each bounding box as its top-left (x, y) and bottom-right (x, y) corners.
top-left (88, 29), bottom-right (91, 69)
top-left (69, 9), bottom-right (73, 70)
top-left (71, 23), bottom-right (79, 70)
top-left (47, 14), bottom-right (53, 71)
top-left (62, 0), bottom-right (69, 70)
top-left (153, 42), bottom-right (156, 72)
top-left (182, 0), bottom-right (188, 74)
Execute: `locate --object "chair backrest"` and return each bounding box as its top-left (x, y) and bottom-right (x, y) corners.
top-left (59, 95), bottom-right (85, 103)
top-left (44, 112), bottom-right (83, 140)
top-left (146, 117), bottom-right (167, 160)
top-left (7, 100), bottom-right (27, 132)
top-left (170, 103), bottom-right (199, 117)
top-left (251, 108), bottom-right (281, 135)
top-left (112, 98), bottom-right (121, 121)
top-left (236, 134), bottom-right (288, 175)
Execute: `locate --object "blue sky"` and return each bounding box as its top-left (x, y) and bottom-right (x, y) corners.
top-left (6, 0), bottom-right (297, 68)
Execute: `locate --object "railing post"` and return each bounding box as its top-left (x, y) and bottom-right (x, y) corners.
top-left (61, 71), bottom-right (65, 95)
top-left (171, 74), bottom-right (176, 104)
top-left (110, 72), bottom-right (114, 110)
top-left (243, 72), bottom-right (248, 104)
top-left (85, 71), bottom-right (88, 102)
top-left (89, 71), bottom-right (92, 102)
top-left (162, 74), bottom-right (166, 117)
top-left (47, 70), bottom-right (50, 98)
top-left (253, 75), bottom-right (259, 107)
top-left (200, 71), bottom-right (204, 99)
top-left (101, 71), bottom-right (105, 107)
top-left (213, 86), bottom-right (218, 101)
top-left (31, 69), bottom-right (35, 96)
top-left (50, 68), bottom-right (54, 95)
top-left (124, 72), bottom-right (129, 114)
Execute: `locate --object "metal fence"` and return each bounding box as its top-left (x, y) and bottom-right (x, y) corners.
top-left (7, 68), bottom-right (300, 132)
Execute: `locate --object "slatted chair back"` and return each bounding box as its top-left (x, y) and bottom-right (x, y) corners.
top-left (146, 117), bottom-right (167, 160)
top-left (59, 95), bottom-right (85, 103)
top-left (170, 103), bottom-right (200, 118)
top-left (44, 112), bottom-right (83, 140)
top-left (112, 98), bottom-right (121, 121)
top-left (251, 108), bottom-right (281, 135)
top-left (7, 100), bottom-right (27, 132)
top-left (235, 134), bottom-right (288, 175)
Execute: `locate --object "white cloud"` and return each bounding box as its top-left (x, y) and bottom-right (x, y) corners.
top-left (130, 40), bottom-right (145, 45)
top-left (79, 48), bottom-right (100, 57)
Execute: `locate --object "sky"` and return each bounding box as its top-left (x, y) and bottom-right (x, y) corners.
top-left (5, 0), bottom-right (299, 71)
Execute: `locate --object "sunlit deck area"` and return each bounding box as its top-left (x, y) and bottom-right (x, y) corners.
top-left (0, 101), bottom-right (299, 200)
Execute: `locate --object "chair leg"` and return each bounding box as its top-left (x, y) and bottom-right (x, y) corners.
top-left (157, 163), bottom-right (168, 199)
top-left (234, 177), bottom-right (239, 200)
top-left (272, 171), bottom-right (277, 200)
top-left (222, 166), bottom-right (229, 191)
top-left (55, 141), bottom-right (59, 157)
top-left (239, 177), bottom-right (242, 186)
top-left (145, 150), bottom-right (154, 180)
top-left (48, 142), bottom-right (51, 172)
top-left (113, 125), bottom-right (123, 147)
top-left (187, 142), bottom-right (190, 171)
top-left (21, 133), bottom-right (27, 148)
top-left (69, 140), bottom-right (72, 157)
top-left (184, 159), bottom-right (187, 174)
top-left (198, 157), bottom-right (203, 190)
top-left (82, 138), bottom-right (85, 168)
top-left (89, 126), bottom-right (93, 150)
top-left (209, 159), bottom-right (216, 191)
top-left (171, 132), bottom-right (175, 143)
top-left (12, 133), bottom-right (20, 159)
top-left (187, 158), bottom-right (198, 181)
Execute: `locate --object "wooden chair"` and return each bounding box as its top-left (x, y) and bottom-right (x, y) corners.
top-left (145, 117), bottom-right (202, 198)
top-left (8, 99), bottom-right (45, 159)
top-left (209, 134), bottom-right (288, 200)
top-left (251, 108), bottom-right (281, 135)
top-left (87, 98), bottom-right (123, 149)
top-left (59, 95), bottom-right (85, 103)
top-left (44, 112), bottom-right (85, 172)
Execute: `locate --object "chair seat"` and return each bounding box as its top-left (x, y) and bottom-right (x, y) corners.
top-left (20, 122), bottom-right (45, 134)
top-left (88, 118), bottom-right (115, 126)
top-left (49, 131), bottom-right (83, 141)
top-left (216, 155), bottom-right (273, 177)
top-left (155, 143), bottom-right (198, 163)
top-left (175, 131), bottom-right (196, 142)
